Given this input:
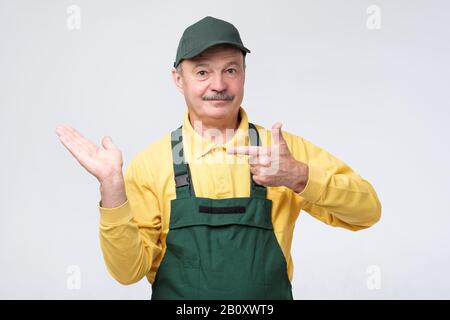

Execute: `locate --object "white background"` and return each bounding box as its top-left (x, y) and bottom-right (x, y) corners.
top-left (1, 0), bottom-right (449, 299)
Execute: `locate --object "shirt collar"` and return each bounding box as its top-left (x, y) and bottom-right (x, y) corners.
top-left (182, 106), bottom-right (250, 160)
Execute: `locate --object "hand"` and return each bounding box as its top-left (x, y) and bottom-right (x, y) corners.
top-left (55, 126), bottom-right (124, 184)
top-left (227, 123), bottom-right (309, 193)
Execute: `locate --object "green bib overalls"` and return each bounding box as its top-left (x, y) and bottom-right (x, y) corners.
top-left (151, 123), bottom-right (293, 300)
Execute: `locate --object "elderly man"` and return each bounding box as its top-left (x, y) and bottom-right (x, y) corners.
top-left (55, 16), bottom-right (381, 300)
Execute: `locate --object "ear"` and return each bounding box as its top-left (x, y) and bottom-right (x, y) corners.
top-left (172, 67), bottom-right (185, 95)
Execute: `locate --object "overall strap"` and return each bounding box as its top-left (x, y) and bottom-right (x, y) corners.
top-left (248, 123), bottom-right (267, 199)
top-left (171, 126), bottom-right (195, 199)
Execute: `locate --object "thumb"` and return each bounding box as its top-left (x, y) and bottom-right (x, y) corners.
top-left (101, 136), bottom-right (116, 150)
top-left (271, 122), bottom-right (286, 146)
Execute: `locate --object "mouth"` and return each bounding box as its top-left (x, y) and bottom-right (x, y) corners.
top-left (207, 100), bottom-right (230, 105)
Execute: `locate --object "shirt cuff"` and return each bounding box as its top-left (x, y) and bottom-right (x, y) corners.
top-left (296, 164), bottom-right (329, 203)
top-left (98, 199), bottom-right (132, 226)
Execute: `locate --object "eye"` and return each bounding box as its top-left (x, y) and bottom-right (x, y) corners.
top-left (226, 68), bottom-right (237, 74)
top-left (197, 70), bottom-right (208, 76)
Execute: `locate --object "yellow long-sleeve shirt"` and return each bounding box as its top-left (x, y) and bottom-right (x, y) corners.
top-left (98, 107), bottom-right (381, 286)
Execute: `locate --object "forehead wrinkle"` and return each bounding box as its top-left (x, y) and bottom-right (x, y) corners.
top-left (192, 60), bottom-right (241, 69)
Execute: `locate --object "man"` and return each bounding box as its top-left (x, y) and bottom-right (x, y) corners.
top-left (55, 16), bottom-right (381, 299)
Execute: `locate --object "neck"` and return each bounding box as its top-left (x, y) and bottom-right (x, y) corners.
top-left (188, 109), bottom-right (241, 144)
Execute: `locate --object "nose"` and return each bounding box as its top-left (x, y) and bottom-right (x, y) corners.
top-left (209, 73), bottom-right (227, 92)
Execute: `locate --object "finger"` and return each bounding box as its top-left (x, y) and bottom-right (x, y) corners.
top-left (58, 126), bottom-right (91, 154)
top-left (249, 154), bottom-right (271, 166)
top-left (65, 126), bottom-right (98, 153)
top-left (59, 134), bottom-right (97, 171)
top-left (250, 165), bottom-right (260, 176)
top-left (227, 146), bottom-right (268, 156)
top-left (258, 154), bottom-right (271, 166)
top-left (58, 133), bottom-right (87, 161)
top-left (55, 126), bottom-right (73, 139)
top-left (101, 136), bottom-right (117, 150)
top-left (55, 126), bottom-right (65, 137)
top-left (252, 175), bottom-right (265, 186)
top-left (271, 122), bottom-right (287, 146)
top-left (66, 126), bottom-right (98, 152)
top-left (260, 166), bottom-right (277, 176)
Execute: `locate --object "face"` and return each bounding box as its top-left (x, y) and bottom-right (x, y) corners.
top-left (172, 44), bottom-right (245, 123)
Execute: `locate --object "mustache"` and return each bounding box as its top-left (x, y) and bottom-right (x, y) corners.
top-left (202, 93), bottom-right (234, 101)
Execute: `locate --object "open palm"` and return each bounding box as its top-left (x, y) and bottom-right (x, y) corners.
top-left (55, 126), bottom-right (123, 183)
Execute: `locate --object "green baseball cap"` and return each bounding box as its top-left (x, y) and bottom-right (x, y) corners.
top-left (174, 16), bottom-right (251, 68)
